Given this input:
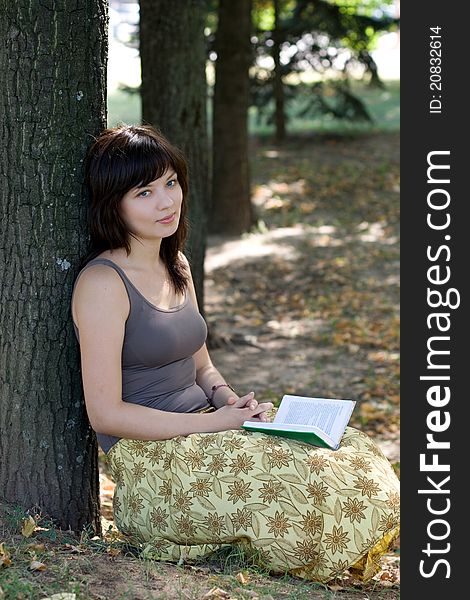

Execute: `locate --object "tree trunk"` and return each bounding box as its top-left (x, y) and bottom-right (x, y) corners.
top-left (140, 0), bottom-right (208, 311)
top-left (210, 0), bottom-right (254, 235)
top-left (0, 0), bottom-right (107, 533)
top-left (273, 0), bottom-right (286, 142)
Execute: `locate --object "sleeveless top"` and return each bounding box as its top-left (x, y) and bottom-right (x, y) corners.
top-left (71, 257), bottom-right (211, 453)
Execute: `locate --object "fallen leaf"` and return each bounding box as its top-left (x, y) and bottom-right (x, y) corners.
top-left (21, 515), bottom-right (37, 538)
top-left (25, 543), bottom-right (46, 552)
top-left (64, 544), bottom-right (85, 554)
top-left (379, 580), bottom-right (396, 587)
top-left (29, 560), bottom-right (46, 571)
top-left (380, 571), bottom-right (390, 579)
top-left (235, 571), bottom-right (249, 584)
top-left (328, 584), bottom-right (344, 591)
top-left (106, 546), bottom-right (121, 557)
top-left (0, 543), bottom-right (12, 568)
top-left (299, 202), bottom-right (315, 214)
top-left (202, 588), bottom-right (231, 599)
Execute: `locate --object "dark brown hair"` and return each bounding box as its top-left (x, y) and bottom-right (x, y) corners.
top-left (80, 124), bottom-right (189, 293)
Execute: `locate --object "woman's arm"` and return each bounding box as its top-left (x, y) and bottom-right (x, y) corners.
top-left (195, 356), bottom-right (241, 409)
top-left (73, 264), bottom-right (271, 440)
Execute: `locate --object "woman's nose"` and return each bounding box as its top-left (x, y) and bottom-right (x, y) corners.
top-left (155, 190), bottom-right (174, 210)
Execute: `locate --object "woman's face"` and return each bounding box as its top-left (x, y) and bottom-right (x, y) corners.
top-left (119, 166), bottom-right (183, 242)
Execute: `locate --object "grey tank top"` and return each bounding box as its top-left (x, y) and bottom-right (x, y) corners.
top-left (72, 257), bottom-right (210, 453)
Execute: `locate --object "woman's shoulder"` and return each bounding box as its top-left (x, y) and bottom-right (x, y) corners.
top-left (72, 261), bottom-right (130, 318)
top-left (75, 259), bottom-right (124, 288)
top-left (75, 250), bottom-right (129, 283)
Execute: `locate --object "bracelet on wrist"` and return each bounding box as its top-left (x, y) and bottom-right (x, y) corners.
top-left (209, 383), bottom-right (235, 404)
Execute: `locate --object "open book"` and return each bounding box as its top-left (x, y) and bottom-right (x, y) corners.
top-left (242, 395), bottom-right (356, 450)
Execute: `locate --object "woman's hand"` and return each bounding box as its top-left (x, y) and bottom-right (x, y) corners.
top-left (214, 392), bottom-right (273, 431)
top-left (226, 392), bottom-right (271, 422)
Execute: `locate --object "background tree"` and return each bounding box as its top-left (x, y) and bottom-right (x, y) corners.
top-left (272, 0), bottom-right (286, 142)
top-left (209, 0), bottom-right (254, 236)
top-left (0, 1), bottom-right (108, 531)
top-left (139, 0), bottom-right (209, 309)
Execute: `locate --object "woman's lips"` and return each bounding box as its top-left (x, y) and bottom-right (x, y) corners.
top-left (157, 213), bottom-right (176, 224)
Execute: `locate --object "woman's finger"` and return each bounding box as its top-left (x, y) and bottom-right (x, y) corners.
top-left (250, 402), bottom-right (273, 416)
top-left (231, 392), bottom-right (255, 408)
top-left (249, 411), bottom-right (268, 422)
top-left (258, 410), bottom-right (270, 422)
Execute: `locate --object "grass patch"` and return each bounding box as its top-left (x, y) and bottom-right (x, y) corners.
top-left (108, 80), bottom-right (399, 135)
top-left (107, 87), bottom-right (141, 126)
top-left (1, 501), bottom-right (399, 599)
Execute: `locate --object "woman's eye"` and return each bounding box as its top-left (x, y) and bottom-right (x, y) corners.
top-left (138, 190), bottom-right (151, 197)
top-left (167, 179), bottom-right (177, 188)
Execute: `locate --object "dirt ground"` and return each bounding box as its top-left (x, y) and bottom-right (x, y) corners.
top-left (204, 131), bottom-right (400, 465)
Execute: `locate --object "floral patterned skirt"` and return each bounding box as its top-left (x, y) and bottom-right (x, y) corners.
top-left (106, 427), bottom-right (399, 583)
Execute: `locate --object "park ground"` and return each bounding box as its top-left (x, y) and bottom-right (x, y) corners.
top-left (1, 112), bottom-right (400, 598)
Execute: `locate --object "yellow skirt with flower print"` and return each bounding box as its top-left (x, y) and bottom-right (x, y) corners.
top-left (106, 426), bottom-right (399, 583)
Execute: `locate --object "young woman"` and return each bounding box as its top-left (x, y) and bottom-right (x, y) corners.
top-left (71, 124), bottom-right (399, 583)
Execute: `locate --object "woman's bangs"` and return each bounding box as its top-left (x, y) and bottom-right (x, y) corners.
top-left (125, 143), bottom-right (175, 192)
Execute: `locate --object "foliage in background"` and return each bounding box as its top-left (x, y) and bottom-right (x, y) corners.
top-left (246, 0), bottom-right (398, 128)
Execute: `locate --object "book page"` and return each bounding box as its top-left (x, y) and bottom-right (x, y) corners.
top-left (275, 396), bottom-right (354, 443)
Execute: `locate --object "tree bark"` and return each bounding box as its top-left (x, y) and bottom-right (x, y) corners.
top-left (273, 0), bottom-right (286, 142)
top-left (0, 0), bottom-right (107, 533)
top-left (210, 0), bottom-right (254, 235)
top-left (140, 0), bottom-right (209, 311)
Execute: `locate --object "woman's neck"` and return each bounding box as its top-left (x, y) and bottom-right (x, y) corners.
top-left (108, 238), bottom-right (164, 273)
